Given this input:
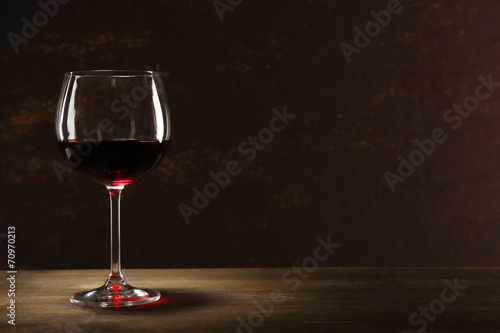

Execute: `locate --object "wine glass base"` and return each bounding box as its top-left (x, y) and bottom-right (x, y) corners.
top-left (70, 279), bottom-right (161, 308)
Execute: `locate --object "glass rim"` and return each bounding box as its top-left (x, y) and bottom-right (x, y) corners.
top-left (65, 70), bottom-right (166, 77)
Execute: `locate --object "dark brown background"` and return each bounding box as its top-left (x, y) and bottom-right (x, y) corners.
top-left (2, 0), bottom-right (500, 269)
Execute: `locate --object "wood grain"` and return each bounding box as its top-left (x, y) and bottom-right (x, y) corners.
top-left (1, 268), bottom-right (500, 332)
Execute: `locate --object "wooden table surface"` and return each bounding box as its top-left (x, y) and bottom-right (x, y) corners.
top-left (1, 268), bottom-right (500, 332)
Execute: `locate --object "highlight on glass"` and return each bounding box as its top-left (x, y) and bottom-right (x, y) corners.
top-left (55, 70), bottom-right (171, 307)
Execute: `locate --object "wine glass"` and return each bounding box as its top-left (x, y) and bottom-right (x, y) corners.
top-left (55, 70), bottom-right (171, 307)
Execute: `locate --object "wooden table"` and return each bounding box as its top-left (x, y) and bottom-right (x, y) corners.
top-left (1, 268), bottom-right (499, 332)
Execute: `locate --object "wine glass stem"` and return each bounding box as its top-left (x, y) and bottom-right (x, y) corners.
top-left (107, 186), bottom-right (125, 280)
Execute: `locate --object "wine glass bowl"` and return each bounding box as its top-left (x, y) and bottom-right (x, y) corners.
top-left (55, 70), bottom-right (170, 307)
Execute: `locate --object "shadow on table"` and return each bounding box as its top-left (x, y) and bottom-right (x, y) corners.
top-left (58, 291), bottom-right (217, 332)
top-left (111, 289), bottom-right (214, 313)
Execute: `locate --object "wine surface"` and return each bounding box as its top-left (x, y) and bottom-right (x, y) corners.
top-left (58, 140), bottom-right (168, 186)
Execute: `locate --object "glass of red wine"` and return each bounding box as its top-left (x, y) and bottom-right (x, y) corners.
top-left (55, 70), bottom-right (170, 307)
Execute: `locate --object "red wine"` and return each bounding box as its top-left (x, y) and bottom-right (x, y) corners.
top-left (58, 140), bottom-right (168, 186)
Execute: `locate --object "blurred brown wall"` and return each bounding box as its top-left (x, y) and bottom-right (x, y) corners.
top-left (2, 0), bottom-right (500, 269)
